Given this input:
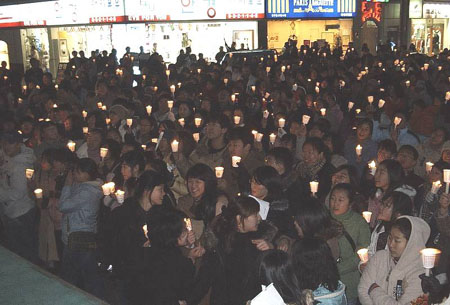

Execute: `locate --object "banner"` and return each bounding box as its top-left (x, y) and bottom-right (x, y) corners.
top-left (266, 0), bottom-right (356, 18)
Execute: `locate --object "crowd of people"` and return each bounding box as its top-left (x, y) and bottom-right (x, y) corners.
top-left (0, 39), bottom-right (449, 305)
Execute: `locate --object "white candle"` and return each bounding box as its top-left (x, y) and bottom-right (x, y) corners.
top-left (446, 91), bottom-right (450, 101)
top-left (444, 169), bottom-right (450, 193)
top-left (83, 127), bottom-right (89, 134)
top-left (153, 86), bottom-right (158, 92)
top-left (184, 218), bottom-right (192, 231)
top-left (102, 183), bottom-right (112, 196)
top-left (224, 78), bottom-right (229, 85)
top-left (171, 140), bottom-right (179, 153)
top-left (67, 141), bottom-right (76, 152)
top-left (102, 105), bottom-right (107, 111)
top-left (251, 85), bottom-right (256, 93)
top-left (302, 115), bottom-right (311, 125)
top-left (100, 148), bottom-right (108, 159)
top-left (367, 96), bottom-right (374, 104)
top-left (424, 63), bottom-right (429, 70)
top-left (256, 133), bottom-right (264, 142)
top-left (278, 118), bottom-right (285, 128)
top-left (215, 167), bottom-right (224, 178)
top-left (170, 85), bottom-right (175, 94)
top-left (165, 69), bottom-right (170, 77)
top-left (105, 118), bottom-right (111, 125)
top-left (368, 160), bottom-right (377, 175)
top-left (431, 181), bottom-right (442, 194)
top-left (426, 162), bottom-right (434, 173)
top-left (281, 66), bottom-right (286, 73)
top-left (126, 118), bottom-right (133, 128)
top-left (251, 130), bottom-right (258, 140)
top-left (193, 133), bottom-right (200, 143)
top-left (274, 55), bottom-right (278, 62)
top-left (53, 103), bottom-right (58, 108)
top-left (320, 108), bottom-right (326, 116)
top-left (378, 99), bottom-right (385, 108)
top-left (393, 117), bottom-right (402, 127)
top-left (269, 133), bottom-right (276, 144)
top-left (146, 105), bottom-right (152, 115)
top-left (232, 156), bottom-right (241, 168)
top-left (97, 102), bottom-right (103, 109)
top-left (315, 86), bottom-right (320, 93)
top-left (420, 248), bottom-right (441, 276)
top-left (141, 144), bottom-right (147, 151)
top-left (142, 224), bottom-right (148, 237)
top-left (167, 100), bottom-right (174, 110)
top-left (151, 138), bottom-right (158, 143)
top-left (348, 101), bottom-right (354, 110)
top-left (406, 80), bottom-right (411, 87)
top-left (263, 110), bottom-right (270, 119)
top-left (197, 68), bottom-right (201, 74)
top-left (310, 181), bottom-right (319, 195)
top-left (82, 110), bottom-right (88, 118)
top-left (234, 116), bottom-right (241, 125)
top-left (356, 145), bottom-right (362, 157)
top-left (362, 211), bottom-right (372, 223)
top-left (34, 188), bottom-right (43, 199)
top-left (357, 248), bottom-right (369, 263)
top-left (194, 118), bottom-right (202, 128)
top-left (178, 118), bottom-right (185, 127)
top-left (231, 94), bottom-right (236, 103)
top-left (356, 108), bottom-right (361, 114)
top-left (266, 66), bottom-right (271, 75)
top-left (26, 169), bottom-right (34, 179)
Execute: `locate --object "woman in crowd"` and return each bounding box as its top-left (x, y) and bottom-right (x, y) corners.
top-left (358, 216), bottom-right (431, 305)
top-left (329, 183), bottom-right (370, 305)
top-left (292, 237), bottom-right (347, 305)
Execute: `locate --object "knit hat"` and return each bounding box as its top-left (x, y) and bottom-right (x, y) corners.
top-left (109, 104), bottom-right (129, 120)
top-left (441, 140), bottom-right (450, 155)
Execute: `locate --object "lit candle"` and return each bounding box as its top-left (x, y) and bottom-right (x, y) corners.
top-left (82, 110), bottom-right (88, 118)
top-left (142, 75), bottom-right (146, 80)
top-left (215, 167), bottom-right (224, 178)
top-left (266, 66), bottom-right (271, 76)
top-left (153, 86), bottom-right (158, 92)
top-left (194, 118), bottom-right (202, 128)
top-left (170, 85), bottom-right (176, 94)
top-left (263, 110), bottom-right (270, 119)
top-left (231, 94), bottom-right (236, 103)
top-left (269, 133), bottom-right (276, 144)
top-left (310, 181), bottom-right (319, 195)
top-left (126, 118), bottom-right (133, 128)
top-left (357, 248), bottom-right (369, 263)
top-left (444, 169), bottom-right (450, 193)
top-left (197, 68), bottom-right (201, 74)
top-left (367, 96), bottom-right (374, 104)
top-left (368, 160), bottom-right (376, 175)
top-left (234, 116), bottom-right (241, 125)
top-left (67, 141), bottom-right (76, 152)
top-left (393, 117), bottom-right (402, 128)
top-left (166, 69), bottom-right (170, 77)
top-left (34, 188), bottom-right (43, 199)
top-left (315, 86), bottom-right (320, 93)
top-left (102, 105), bottom-right (107, 111)
top-left (36, 85), bottom-right (40, 90)
top-left (356, 144), bottom-right (362, 157)
top-left (184, 218), bottom-right (192, 231)
top-left (100, 147), bottom-right (108, 159)
top-left (256, 133), bottom-right (264, 142)
top-left (146, 105), bottom-right (152, 115)
top-left (446, 91), bottom-right (450, 101)
top-left (83, 127), bottom-right (89, 134)
top-left (302, 115), bottom-right (311, 125)
top-left (232, 156), bottom-right (241, 168)
top-left (378, 99), bottom-right (385, 108)
top-left (102, 183), bottom-right (113, 196)
top-left (251, 85), bottom-right (256, 93)
top-left (25, 169), bottom-right (34, 179)
top-left (193, 133), bottom-right (200, 143)
top-left (420, 248), bottom-right (441, 276)
top-left (52, 103), bottom-right (58, 109)
top-left (281, 66), bottom-right (286, 73)
top-left (171, 140), bottom-right (179, 153)
top-left (151, 138), bottom-right (158, 143)
top-left (320, 108), bottom-right (326, 116)
top-left (178, 118), bottom-right (185, 127)
top-left (142, 224), bottom-right (148, 237)
top-left (406, 80), bottom-right (411, 87)
top-left (97, 102), bottom-right (103, 109)
top-left (278, 118), bottom-right (286, 128)
top-left (251, 130), bottom-right (258, 140)
top-left (426, 162), bottom-right (434, 173)
top-left (105, 118), bottom-right (111, 125)
top-left (348, 101), bottom-right (354, 110)
top-left (431, 181), bottom-right (442, 194)
top-left (424, 63), bottom-right (429, 71)
top-left (167, 100), bottom-right (174, 110)
top-left (274, 54), bottom-right (278, 62)
top-left (362, 211), bottom-right (372, 223)
top-left (141, 144), bottom-right (147, 151)
top-left (356, 108), bottom-right (361, 114)
top-left (224, 78), bottom-right (229, 85)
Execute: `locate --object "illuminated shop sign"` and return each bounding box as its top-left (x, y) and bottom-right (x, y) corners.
top-left (423, 3), bottom-right (450, 18)
top-left (361, 1), bottom-right (382, 23)
top-left (266, 0), bottom-right (356, 18)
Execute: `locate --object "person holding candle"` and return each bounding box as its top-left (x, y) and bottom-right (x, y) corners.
top-left (373, 112), bottom-right (420, 148)
top-left (136, 116), bottom-right (158, 145)
top-left (358, 216), bottom-right (431, 305)
top-left (76, 128), bottom-right (104, 164)
top-left (297, 137), bottom-right (335, 201)
top-left (396, 145), bottom-right (424, 192)
top-left (415, 127), bottom-right (447, 178)
top-left (291, 238), bottom-right (347, 305)
top-left (323, 133), bottom-right (348, 169)
top-left (344, 119), bottom-right (378, 177)
top-left (59, 158), bottom-right (104, 298)
top-left (0, 130), bottom-right (39, 264)
top-left (120, 151), bottom-right (145, 187)
top-left (33, 122), bottom-right (66, 160)
top-left (329, 183), bottom-right (371, 305)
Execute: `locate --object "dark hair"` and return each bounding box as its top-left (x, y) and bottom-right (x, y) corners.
top-left (258, 250), bottom-right (304, 304)
top-left (146, 205), bottom-right (184, 248)
top-left (121, 150), bottom-right (145, 174)
top-left (303, 137), bottom-right (330, 161)
top-left (291, 238), bottom-right (340, 291)
top-left (103, 139), bottom-right (122, 161)
top-left (134, 170), bottom-right (166, 201)
top-left (294, 198), bottom-right (333, 238)
top-left (333, 164), bottom-right (360, 190)
top-left (381, 192), bottom-right (413, 226)
top-left (378, 139), bottom-right (397, 156)
top-left (391, 217), bottom-right (412, 240)
top-left (330, 183), bottom-right (355, 206)
top-left (213, 196), bottom-right (259, 253)
top-left (207, 112), bottom-right (231, 130)
top-left (377, 159), bottom-right (405, 200)
top-left (253, 166), bottom-right (283, 201)
top-left (186, 163), bottom-right (218, 225)
top-left (267, 147), bottom-right (294, 173)
top-left (357, 118), bottom-right (374, 135)
top-left (228, 127), bottom-right (253, 147)
top-left (398, 145), bottom-right (419, 160)
top-left (432, 160), bottom-right (450, 172)
top-left (76, 158), bottom-right (99, 180)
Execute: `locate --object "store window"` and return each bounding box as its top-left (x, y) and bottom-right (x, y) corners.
top-left (0, 41), bottom-right (9, 68)
top-left (411, 19), bottom-right (445, 54)
top-left (21, 28), bottom-right (50, 70)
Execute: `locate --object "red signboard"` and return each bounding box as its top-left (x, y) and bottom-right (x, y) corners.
top-left (361, 1), bottom-right (382, 23)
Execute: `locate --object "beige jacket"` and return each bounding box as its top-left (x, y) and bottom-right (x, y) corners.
top-left (358, 216), bottom-right (430, 305)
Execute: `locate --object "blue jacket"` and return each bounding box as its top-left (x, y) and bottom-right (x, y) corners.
top-left (59, 180), bottom-right (103, 245)
top-left (314, 281), bottom-right (347, 305)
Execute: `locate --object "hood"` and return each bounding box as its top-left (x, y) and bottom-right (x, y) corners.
top-left (12, 145), bottom-right (35, 167)
top-left (394, 216), bottom-right (430, 271)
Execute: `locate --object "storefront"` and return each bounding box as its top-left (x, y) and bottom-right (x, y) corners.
top-left (410, 0), bottom-right (449, 54)
top-left (266, 0), bottom-right (356, 51)
top-left (0, 0), bottom-right (264, 75)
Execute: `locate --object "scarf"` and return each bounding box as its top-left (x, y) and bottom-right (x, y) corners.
top-left (296, 158), bottom-right (326, 180)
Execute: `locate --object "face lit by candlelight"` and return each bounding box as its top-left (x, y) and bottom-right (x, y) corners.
top-left (388, 226), bottom-right (409, 259)
top-left (302, 143), bottom-right (323, 165)
top-left (237, 213), bottom-right (261, 233)
top-left (250, 177), bottom-right (268, 200)
top-left (187, 178), bottom-right (205, 200)
top-left (357, 123), bottom-right (372, 142)
top-left (330, 189), bottom-right (351, 216)
top-left (374, 164), bottom-right (390, 191)
top-left (332, 169), bottom-right (350, 186)
top-left (149, 185), bottom-right (165, 205)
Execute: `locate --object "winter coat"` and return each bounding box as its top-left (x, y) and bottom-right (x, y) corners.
top-left (59, 179), bottom-right (103, 245)
top-left (333, 209), bottom-right (371, 302)
top-left (0, 145), bottom-right (36, 219)
top-left (358, 216), bottom-right (431, 305)
top-left (344, 137), bottom-right (378, 178)
top-left (313, 281), bottom-right (348, 305)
